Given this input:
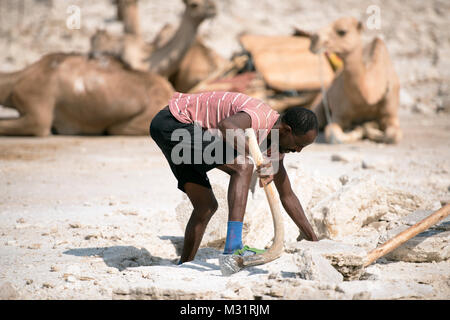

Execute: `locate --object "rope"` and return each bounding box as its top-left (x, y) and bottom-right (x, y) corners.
top-left (318, 53), bottom-right (332, 124)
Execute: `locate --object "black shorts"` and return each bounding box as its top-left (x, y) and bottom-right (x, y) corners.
top-left (150, 107), bottom-right (238, 192)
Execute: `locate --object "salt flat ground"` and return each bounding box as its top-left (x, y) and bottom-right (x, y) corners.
top-left (0, 0), bottom-right (449, 300)
top-left (0, 110), bottom-right (448, 299)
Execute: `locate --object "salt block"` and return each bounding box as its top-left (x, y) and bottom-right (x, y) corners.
top-left (287, 240), bottom-right (367, 280)
top-left (380, 210), bottom-right (450, 263)
top-left (309, 176), bottom-right (434, 239)
top-left (293, 250), bottom-right (343, 284)
top-left (309, 177), bottom-right (388, 238)
top-left (400, 210), bottom-right (450, 230)
top-left (113, 264), bottom-right (226, 300)
top-left (384, 228), bottom-right (450, 263)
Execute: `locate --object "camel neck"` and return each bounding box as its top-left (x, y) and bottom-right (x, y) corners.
top-left (341, 44), bottom-right (367, 93)
top-left (147, 12), bottom-right (200, 77)
top-left (342, 45), bottom-right (365, 77)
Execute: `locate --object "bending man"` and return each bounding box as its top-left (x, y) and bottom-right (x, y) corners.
top-left (150, 91), bottom-right (318, 264)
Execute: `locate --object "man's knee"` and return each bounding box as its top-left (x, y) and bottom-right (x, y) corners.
top-left (192, 195), bottom-right (218, 220)
top-left (207, 198), bottom-right (219, 215)
top-left (233, 162), bottom-right (254, 177)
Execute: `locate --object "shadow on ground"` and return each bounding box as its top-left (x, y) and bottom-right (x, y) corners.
top-left (64, 246), bottom-right (177, 271)
top-left (159, 235), bottom-right (184, 256)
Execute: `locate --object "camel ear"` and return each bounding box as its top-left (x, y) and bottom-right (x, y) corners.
top-left (357, 21), bottom-right (364, 32)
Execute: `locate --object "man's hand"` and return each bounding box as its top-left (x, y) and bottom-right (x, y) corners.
top-left (273, 157), bottom-right (319, 242)
top-left (256, 158), bottom-right (275, 187)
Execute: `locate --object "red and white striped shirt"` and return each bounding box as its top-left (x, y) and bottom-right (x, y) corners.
top-left (168, 91), bottom-right (280, 142)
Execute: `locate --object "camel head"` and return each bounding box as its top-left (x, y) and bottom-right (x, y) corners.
top-left (310, 17), bottom-right (363, 58)
top-left (183, 0), bottom-right (217, 23)
top-left (90, 29), bottom-right (123, 58)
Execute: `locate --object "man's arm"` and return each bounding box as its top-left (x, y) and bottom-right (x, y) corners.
top-left (273, 157), bottom-right (319, 241)
top-left (217, 111), bottom-right (252, 156)
top-left (218, 112), bottom-right (274, 186)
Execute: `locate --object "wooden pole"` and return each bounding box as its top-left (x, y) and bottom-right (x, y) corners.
top-left (219, 129), bottom-right (285, 275)
top-left (364, 204), bottom-right (450, 267)
top-left (237, 129), bottom-right (285, 267)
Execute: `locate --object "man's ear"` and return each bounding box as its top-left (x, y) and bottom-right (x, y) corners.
top-left (280, 122), bottom-right (292, 135)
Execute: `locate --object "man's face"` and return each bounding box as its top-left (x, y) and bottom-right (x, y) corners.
top-left (279, 128), bottom-right (317, 154)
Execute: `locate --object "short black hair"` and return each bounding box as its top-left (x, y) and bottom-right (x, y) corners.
top-left (281, 107), bottom-right (318, 136)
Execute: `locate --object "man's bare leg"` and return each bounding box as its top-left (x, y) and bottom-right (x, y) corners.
top-left (217, 161), bottom-right (254, 222)
top-left (216, 160), bottom-right (254, 254)
top-left (179, 161), bottom-right (253, 263)
top-left (180, 182), bottom-right (218, 263)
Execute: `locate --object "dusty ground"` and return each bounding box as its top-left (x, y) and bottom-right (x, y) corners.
top-left (0, 0), bottom-right (449, 300)
top-left (0, 110), bottom-right (448, 299)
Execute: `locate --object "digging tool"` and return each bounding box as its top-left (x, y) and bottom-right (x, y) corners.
top-left (335, 204), bottom-right (450, 280)
top-left (292, 204), bottom-right (450, 281)
top-left (219, 129), bottom-right (285, 276)
top-left (363, 203), bottom-right (450, 267)
top-left (335, 204), bottom-right (450, 279)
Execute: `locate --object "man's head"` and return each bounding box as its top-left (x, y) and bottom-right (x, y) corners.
top-left (277, 107), bottom-right (318, 154)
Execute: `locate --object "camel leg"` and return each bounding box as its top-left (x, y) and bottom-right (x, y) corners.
top-left (378, 115), bottom-right (402, 144)
top-left (0, 97), bottom-right (53, 136)
top-left (362, 114), bottom-right (402, 144)
top-left (344, 125), bottom-right (365, 142)
top-left (384, 124), bottom-right (402, 144)
top-left (324, 122), bottom-right (364, 144)
top-left (377, 83), bottom-right (402, 144)
top-left (357, 118), bottom-right (401, 144)
top-left (362, 121), bottom-right (385, 142)
top-left (0, 114), bottom-right (52, 136)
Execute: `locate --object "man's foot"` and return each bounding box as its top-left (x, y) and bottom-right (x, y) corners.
top-left (233, 245), bottom-right (265, 257)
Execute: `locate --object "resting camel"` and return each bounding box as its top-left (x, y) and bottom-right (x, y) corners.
top-left (310, 17), bottom-right (402, 144)
top-left (153, 23), bottom-right (228, 92)
top-left (0, 53), bottom-right (173, 136)
top-left (90, 0), bottom-right (218, 81)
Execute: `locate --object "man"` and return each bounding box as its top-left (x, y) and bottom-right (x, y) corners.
top-left (150, 91), bottom-right (318, 264)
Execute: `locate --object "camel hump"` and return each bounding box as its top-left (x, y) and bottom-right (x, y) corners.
top-left (364, 37), bottom-right (391, 67)
top-left (24, 53), bottom-right (80, 74)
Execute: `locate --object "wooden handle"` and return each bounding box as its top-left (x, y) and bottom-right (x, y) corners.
top-left (246, 129), bottom-right (265, 166)
top-left (364, 204), bottom-right (450, 267)
top-left (235, 129), bottom-right (284, 267)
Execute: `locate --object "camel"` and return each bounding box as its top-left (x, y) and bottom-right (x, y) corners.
top-left (0, 53), bottom-right (173, 136)
top-left (89, 0), bottom-right (218, 81)
top-left (171, 38), bottom-right (227, 92)
top-left (309, 17), bottom-right (402, 144)
top-left (152, 23), bottom-right (228, 92)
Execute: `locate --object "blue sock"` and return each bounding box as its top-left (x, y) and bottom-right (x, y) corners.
top-left (223, 221), bottom-right (243, 254)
